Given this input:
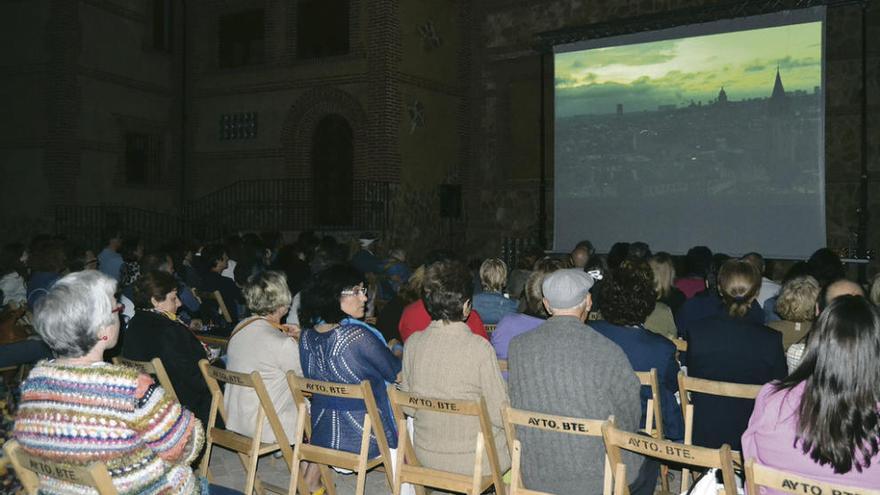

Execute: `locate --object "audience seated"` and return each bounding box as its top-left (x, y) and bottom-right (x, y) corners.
top-left (508, 268), bottom-right (655, 495)
top-left (675, 246), bottom-right (712, 299)
top-left (0, 243), bottom-right (27, 307)
top-left (96, 230), bottom-right (123, 281)
top-left (298, 265), bottom-right (400, 459)
top-left (471, 258), bottom-right (518, 325)
top-left (196, 243), bottom-right (244, 322)
top-left (743, 295), bottom-right (880, 492)
top-left (378, 248), bottom-right (410, 301)
top-left (13, 270), bottom-right (207, 495)
top-left (224, 270), bottom-right (321, 490)
top-left (676, 254), bottom-right (764, 336)
top-left (648, 252), bottom-right (685, 313)
top-left (569, 239), bottom-right (594, 269)
top-left (767, 275), bottom-right (819, 350)
top-left (763, 261), bottom-right (812, 323)
top-left (398, 292), bottom-right (486, 342)
top-left (491, 258), bottom-right (562, 377)
top-left (376, 265), bottom-right (424, 353)
top-left (742, 252), bottom-right (780, 308)
top-left (399, 260), bottom-right (510, 477)
top-left (591, 259), bottom-right (684, 441)
top-left (25, 239), bottom-right (66, 310)
top-left (684, 259), bottom-right (787, 450)
top-left (350, 232), bottom-right (383, 277)
top-left (118, 236), bottom-right (144, 297)
top-left (506, 245), bottom-right (543, 300)
top-left (122, 270), bottom-right (212, 423)
top-left (806, 248), bottom-right (846, 289)
top-left (788, 278), bottom-right (865, 370)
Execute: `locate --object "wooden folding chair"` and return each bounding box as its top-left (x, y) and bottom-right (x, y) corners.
top-left (4, 439), bottom-right (118, 495)
top-left (677, 372), bottom-right (760, 489)
top-left (286, 374), bottom-right (391, 495)
top-left (744, 459), bottom-right (880, 495)
top-left (634, 369), bottom-right (663, 440)
top-left (669, 338), bottom-right (687, 353)
top-left (198, 359), bottom-right (308, 495)
top-left (196, 289), bottom-right (233, 324)
top-left (497, 359), bottom-right (508, 373)
top-left (387, 386), bottom-right (507, 495)
top-left (502, 405), bottom-right (612, 495)
top-left (112, 356), bottom-right (178, 402)
top-left (510, 440), bottom-right (544, 495)
top-left (601, 422), bottom-right (738, 495)
top-left (212, 290), bottom-right (233, 323)
top-left (634, 369), bottom-right (669, 492)
top-left (485, 324), bottom-right (497, 334)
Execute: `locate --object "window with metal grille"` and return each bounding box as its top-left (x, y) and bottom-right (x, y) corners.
top-left (125, 133), bottom-right (163, 185)
top-left (218, 9), bottom-right (265, 68)
top-left (296, 0), bottom-right (349, 59)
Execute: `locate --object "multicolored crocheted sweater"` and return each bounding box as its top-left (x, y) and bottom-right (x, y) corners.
top-left (12, 361), bottom-right (205, 495)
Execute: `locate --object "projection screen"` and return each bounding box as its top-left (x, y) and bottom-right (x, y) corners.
top-left (553, 8), bottom-right (826, 259)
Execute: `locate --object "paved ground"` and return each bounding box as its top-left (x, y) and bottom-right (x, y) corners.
top-left (207, 446), bottom-right (391, 494)
top-left (207, 445), bottom-right (680, 495)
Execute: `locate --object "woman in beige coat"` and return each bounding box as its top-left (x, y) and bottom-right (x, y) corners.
top-left (400, 260), bottom-right (511, 476)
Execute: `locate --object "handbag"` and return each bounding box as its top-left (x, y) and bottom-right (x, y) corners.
top-left (683, 468), bottom-right (744, 495)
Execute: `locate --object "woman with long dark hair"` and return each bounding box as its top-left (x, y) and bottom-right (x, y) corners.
top-left (742, 295), bottom-right (880, 490)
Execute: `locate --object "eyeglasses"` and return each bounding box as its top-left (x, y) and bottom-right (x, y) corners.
top-left (340, 287), bottom-right (368, 297)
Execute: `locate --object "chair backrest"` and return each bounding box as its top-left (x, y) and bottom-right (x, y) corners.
top-left (198, 360), bottom-right (310, 495)
top-left (286, 374), bottom-right (393, 491)
top-left (502, 405), bottom-right (612, 495)
top-left (510, 440), bottom-right (552, 495)
top-left (498, 359), bottom-right (508, 372)
top-left (634, 368), bottom-right (663, 440)
top-left (744, 459), bottom-right (880, 495)
top-left (602, 422), bottom-right (738, 495)
top-left (677, 371), bottom-right (762, 444)
top-left (485, 324), bottom-right (497, 334)
top-left (670, 338), bottom-right (687, 353)
top-left (212, 290), bottom-right (233, 323)
top-left (112, 356), bottom-right (178, 402)
top-left (4, 439), bottom-right (118, 495)
top-left (387, 386), bottom-right (507, 495)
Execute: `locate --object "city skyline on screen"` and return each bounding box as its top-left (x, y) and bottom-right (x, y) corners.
top-left (555, 21), bottom-right (822, 117)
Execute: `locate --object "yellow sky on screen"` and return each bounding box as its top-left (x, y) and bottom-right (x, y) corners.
top-left (555, 21), bottom-right (822, 114)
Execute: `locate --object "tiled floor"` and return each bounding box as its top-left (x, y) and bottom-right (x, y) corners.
top-left (207, 446), bottom-right (392, 494)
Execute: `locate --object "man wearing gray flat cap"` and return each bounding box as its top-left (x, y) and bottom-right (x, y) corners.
top-left (507, 269), bottom-right (658, 495)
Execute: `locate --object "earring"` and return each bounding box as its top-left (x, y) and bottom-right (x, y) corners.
top-left (100, 336), bottom-right (109, 341)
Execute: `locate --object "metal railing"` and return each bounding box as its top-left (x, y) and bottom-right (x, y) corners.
top-left (54, 179), bottom-right (394, 247)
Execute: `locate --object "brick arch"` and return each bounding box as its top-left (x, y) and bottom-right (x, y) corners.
top-left (281, 86), bottom-right (368, 179)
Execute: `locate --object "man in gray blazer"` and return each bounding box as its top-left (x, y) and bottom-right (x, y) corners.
top-left (508, 268), bottom-right (658, 494)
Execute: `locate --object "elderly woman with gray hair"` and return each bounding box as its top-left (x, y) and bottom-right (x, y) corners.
top-left (223, 270), bottom-right (321, 491)
top-left (12, 270), bottom-right (207, 494)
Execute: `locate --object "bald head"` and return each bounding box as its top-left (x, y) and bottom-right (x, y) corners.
top-left (824, 279), bottom-right (864, 307)
top-left (571, 247), bottom-right (589, 268)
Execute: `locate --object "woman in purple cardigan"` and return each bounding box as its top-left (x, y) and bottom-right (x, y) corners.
top-left (742, 295), bottom-right (880, 492)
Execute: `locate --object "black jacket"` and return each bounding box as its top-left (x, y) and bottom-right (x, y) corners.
top-left (684, 312), bottom-right (787, 450)
top-left (122, 310), bottom-right (212, 423)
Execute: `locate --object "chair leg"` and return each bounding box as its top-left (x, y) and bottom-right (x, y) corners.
top-left (318, 465), bottom-right (336, 495)
top-left (288, 448), bottom-right (302, 495)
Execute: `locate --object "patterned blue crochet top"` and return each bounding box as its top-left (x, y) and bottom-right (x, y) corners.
top-left (299, 321), bottom-right (402, 456)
